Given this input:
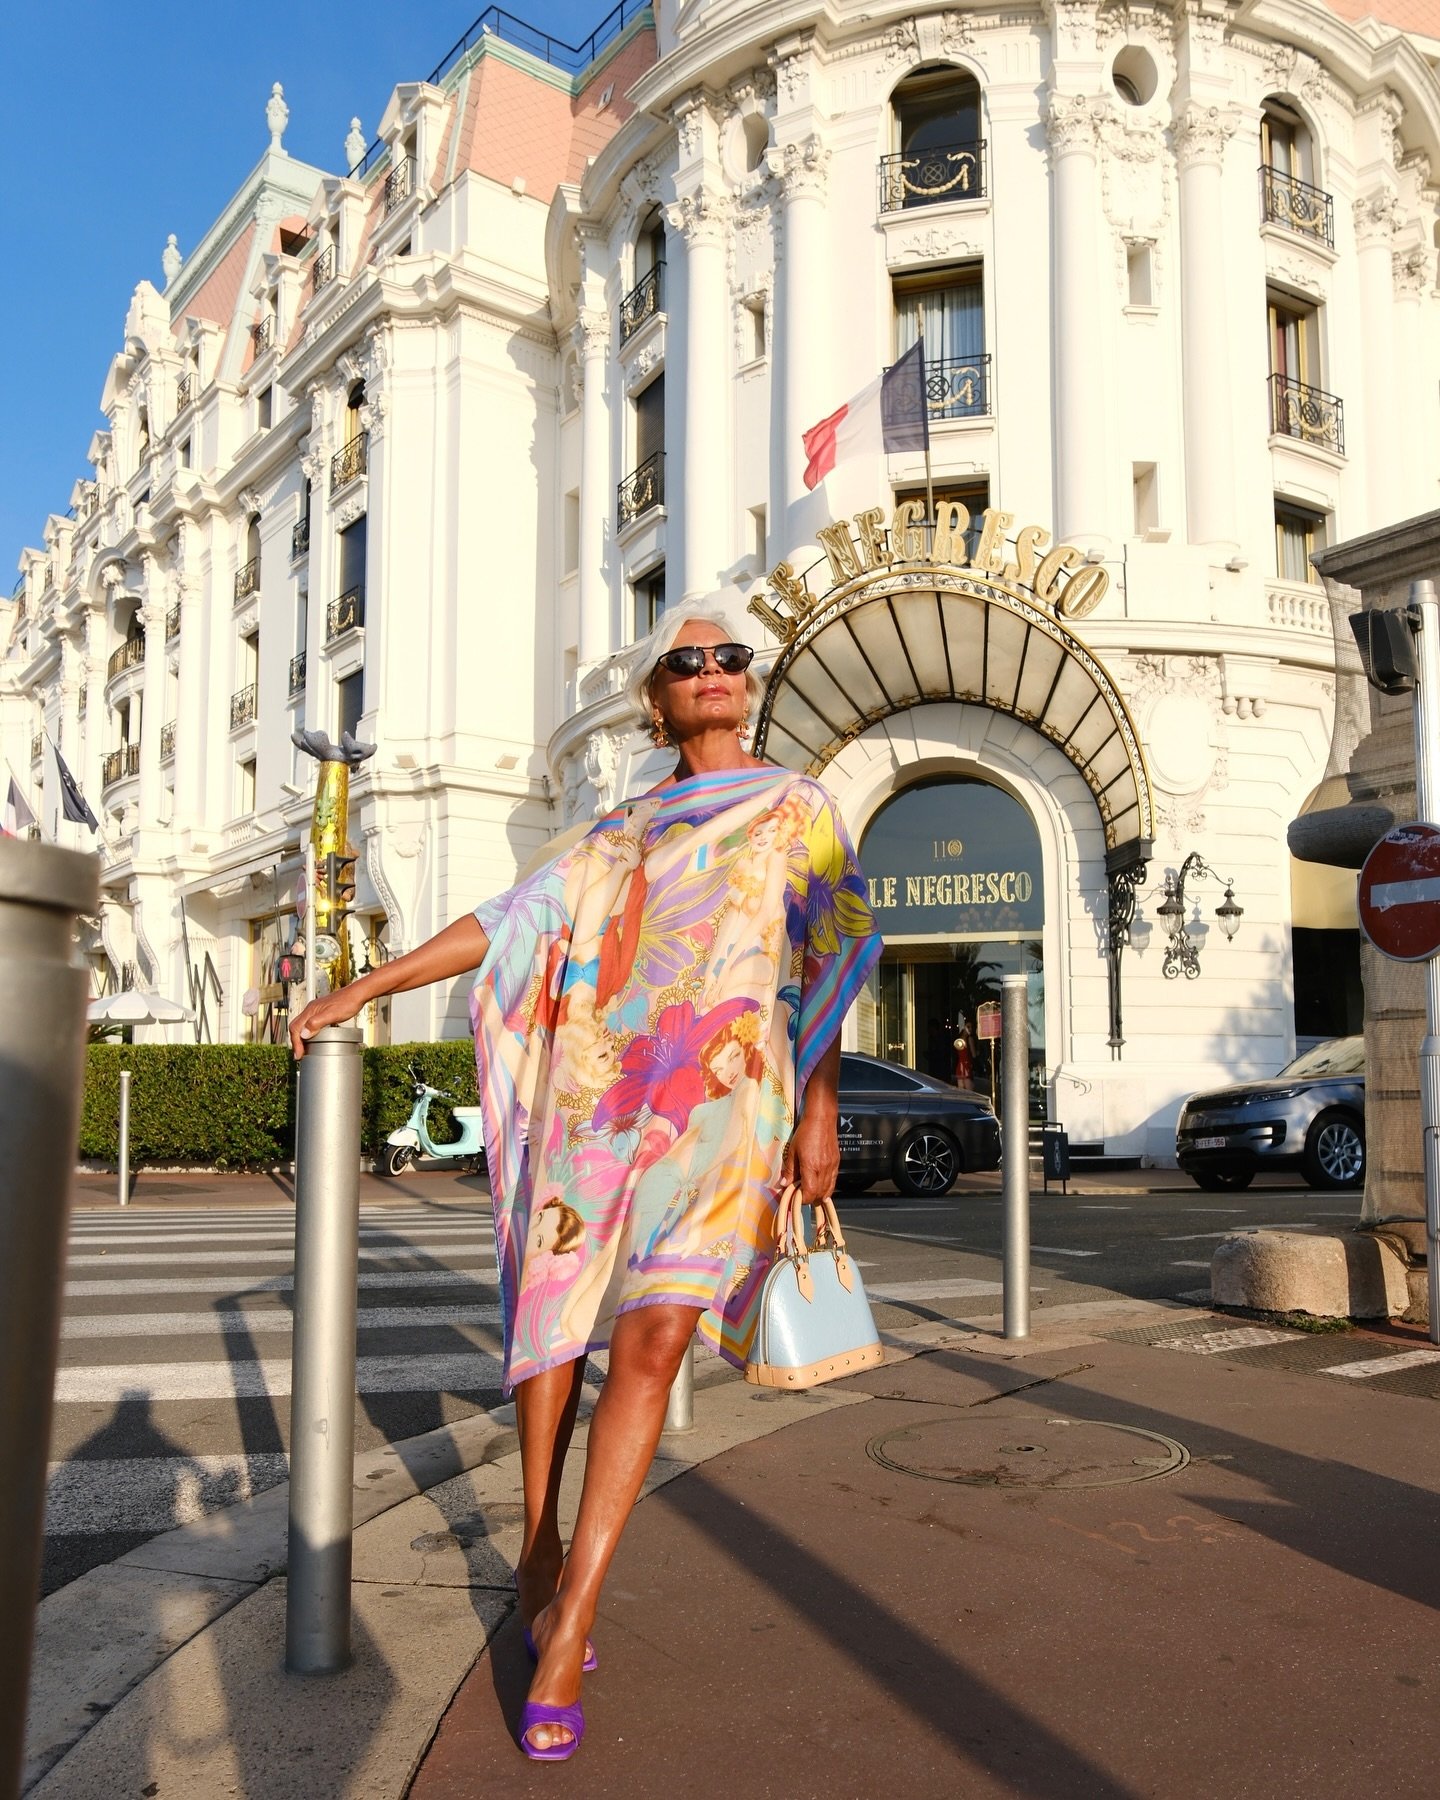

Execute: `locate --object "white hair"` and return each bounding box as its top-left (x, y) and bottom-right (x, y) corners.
top-left (621, 599), bottom-right (764, 736)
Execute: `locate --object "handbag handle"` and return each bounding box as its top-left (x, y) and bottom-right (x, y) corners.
top-left (773, 1186), bottom-right (850, 1259)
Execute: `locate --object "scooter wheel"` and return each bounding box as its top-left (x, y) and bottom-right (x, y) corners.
top-left (382, 1144), bottom-right (416, 1178)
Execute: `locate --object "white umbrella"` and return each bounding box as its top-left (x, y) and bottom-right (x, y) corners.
top-left (87, 989), bottom-right (194, 1025)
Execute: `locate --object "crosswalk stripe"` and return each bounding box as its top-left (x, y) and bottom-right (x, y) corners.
top-left (66, 1243), bottom-right (494, 1269)
top-left (61, 1303), bottom-right (504, 1339)
top-left (54, 1350), bottom-right (506, 1404)
top-left (45, 1454), bottom-right (292, 1536)
top-left (869, 1277), bottom-right (1005, 1300)
top-left (1322, 1349), bottom-right (1440, 1379)
top-left (66, 1270), bottom-right (495, 1297)
top-left (68, 1226), bottom-right (494, 1248)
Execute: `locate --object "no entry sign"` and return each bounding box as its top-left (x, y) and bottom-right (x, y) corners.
top-left (1359, 823), bottom-right (1440, 961)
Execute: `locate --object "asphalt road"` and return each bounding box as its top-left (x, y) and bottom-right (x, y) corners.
top-left (44, 1166), bottom-right (1355, 1596)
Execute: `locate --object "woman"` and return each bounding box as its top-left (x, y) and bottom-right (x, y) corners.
top-left (954, 1018), bottom-right (977, 1091)
top-left (289, 608), bottom-right (880, 1761)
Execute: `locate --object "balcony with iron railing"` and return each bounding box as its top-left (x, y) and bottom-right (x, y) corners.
top-left (1259, 166), bottom-right (1334, 249)
top-left (251, 316), bottom-right (273, 356)
top-left (312, 243), bottom-right (336, 293)
top-left (1269, 373), bottom-right (1345, 456)
top-left (327, 587), bottom-right (365, 641)
top-left (30, 733), bottom-right (41, 763)
top-left (103, 743), bottom-right (141, 788)
top-left (878, 139), bottom-right (986, 213)
top-left (234, 557), bottom-right (260, 602)
top-left (619, 263), bottom-right (664, 345)
top-left (617, 452), bottom-right (664, 530)
top-left (176, 371), bottom-right (194, 411)
top-left (289, 651), bottom-right (308, 696)
top-left (291, 515), bottom-right (311, 559)
top-left (165, 602), bottom-right (181, 641)
top-left (78, 688), bottom-right (87, 719)
top-left (160, 720), bottom-right (177, 760)
top-left (107, 633), bottom-right (145, 680)
top-left (230, 684), bottom-right (257, 730)
top-left (908, 352), bottom-right (993, 421)
top-left (331, 433), bottom-right (369, 492)
top-left (384, 155), bottom-right (416, 215)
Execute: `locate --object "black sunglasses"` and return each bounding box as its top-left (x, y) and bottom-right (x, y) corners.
top-left (654, 642), bottom-right (754, 678)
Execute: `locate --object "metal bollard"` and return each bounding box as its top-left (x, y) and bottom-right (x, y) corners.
top-left (0, 839), bottom-right (99, 1800)
top-left (1001, 973), bottom-right (1031, 1340)
top-left (663, 1341), bottom-right (695, 1434)
top-left (286, 1024), bottom-right (363, 1674)
top-left (117, 1069), bottom-right (131, 1207)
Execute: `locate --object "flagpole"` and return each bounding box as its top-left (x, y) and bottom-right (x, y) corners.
top-left (916, 313), bottom-right (935, 547)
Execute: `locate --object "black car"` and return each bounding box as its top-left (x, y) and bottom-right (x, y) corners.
top-left (1175, 1034), bottom-right (1366, 1191)
top-left (836, 1051), bottom-right (1001, 1197)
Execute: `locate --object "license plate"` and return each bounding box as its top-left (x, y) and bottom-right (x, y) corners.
top-left (1196, 1135), bottom-right (1228, 1151)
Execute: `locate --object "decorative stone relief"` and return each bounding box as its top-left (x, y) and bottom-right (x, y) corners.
top-left (1353, 191), bottom-right (1403, 247)
top-left (235, 602), bottom-right (259, 636)
top-left (1045, 94), bottom-right (1103, 158)
top-left (766, 136), bottom-right (830, 200)
top-left (727, 67), bottom-right (775, 108)
top-left (1266, 252), bottom-right (1325, 300)
top-left (1394, 246), bottom-right (1431, 297)
top-left (266, 83), bottom-right (289, 152)
top-left (939, 10), bottom-right (976, 55)
top-left (629, 342), bottom-right (662, 383)
top-left (665, 188), bottom-right (733, 246)
top-left (335, 495), bottom-right (366, 530)
top-left (578, 309), bottom-right (611, 360)
top-left (583, 730), bottom-right (618, 814)
top-left (238, 486), bottom-right (263, 519)
top-left (363, 820), bottom-right (424, 957)
top-left (882, 17), bottom-right (921, 68)
top-left (1048, 0), bottom-right (1102, 58)
top-left (772, 43), bottom-right (811, 107)
top-left (359, 390), bottom-right (387, 445)
top-left (1172, 104), bottom-right (1237, 170)
top-left (890, 224), bottom-right (981, 263)
top-left (673, 92), bottom-right (708, 163)
top-left (161, 234), bottom-right (182, 286)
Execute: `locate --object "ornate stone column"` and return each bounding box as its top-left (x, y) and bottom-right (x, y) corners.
top-left (171, 525), bottom-right (206, 830)
top-left (1354, 191), bottom-right (1402, 522)
top-left (1174, 103), bottom-right (1239, 551)
top-left (137, 570), bottom-right (168, 830)
top-left (1046, 95), bottom-right (1110, 553)
top-left (1392, 244), bottom-right (1429, 520)
top-left (768, 133), bottom-right (831, 525)
top-left (576, 308), bottom-right (612, 664)
top-left (667, 187), bottom-right (732, 601)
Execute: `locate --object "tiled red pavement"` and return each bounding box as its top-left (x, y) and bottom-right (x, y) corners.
top-left (410, 1339), bottom-right (1440, 1800)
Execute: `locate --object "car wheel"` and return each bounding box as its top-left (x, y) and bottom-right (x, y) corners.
top-left (894, 1128), bottom-right (960, 1197)
top-left (1303, 1111), bottom-right (1365, 1190)
top-left (1190, 1168), bottom-right (1254, 1192)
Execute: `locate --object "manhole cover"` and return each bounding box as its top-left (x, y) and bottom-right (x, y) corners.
top-left (866, 1411), bottom-right (1189, 1489)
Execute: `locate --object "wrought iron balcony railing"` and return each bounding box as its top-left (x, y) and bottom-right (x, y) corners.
top-left (312, 244), bottom-right (336, 292)
top-left (30, 733), bottom-right (41, 763)
top-left (327, 586), bottom-right (365, 641)
top-left (176, 371), bottom-right (194, 411)
top-left (331, 433), bottom-right (368, 492)
top-left (234, 556), bottom-right (260, 602)
top-left (160, 720), bottom-right (177, 760)
top-left (165, 603), bottom-right (181, 641)
top-left (1269, 373), bottom-right (1345, 456)
top-left (107, 633), bottom-right (145, 680)
top-left (230, 683), bottom-right (257, 730)
top-left (909, 351), bottom-right (993, 421)
top-left (878, 138), bottom-right (986, 213)
top-left (102, 748), bottom-right (122, 787)
top-left (80, 483), bottom-right (102, 518)
top-left (617, 451), bottom-right (664, 529)
top-left (289, 651), bottom-right (308, 695)
top-left (251, 316), bottom-right (273, 356)
top-left (619, 263), bottom-right (664, 345)
top-left (1259, 166), bottom-right (1334, 248)
top-left (77, 688), bottom-right (87, 719)
top-left (291, 515), bottom-right (310, 559)
top-left (384, 155), bottom-right (415, 214)
top-left (126, 741), bottom-right (140, 777)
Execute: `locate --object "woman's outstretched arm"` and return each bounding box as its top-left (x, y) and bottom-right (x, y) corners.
top-left (288, 914), bottom-right (491, 1057)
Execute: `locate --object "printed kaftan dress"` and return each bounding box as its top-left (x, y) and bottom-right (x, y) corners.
top-left (470, 764), bottom-right (881, 1391)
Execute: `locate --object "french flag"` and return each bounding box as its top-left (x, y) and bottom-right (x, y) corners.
top-left (802, 340), bottom-right (929, 491)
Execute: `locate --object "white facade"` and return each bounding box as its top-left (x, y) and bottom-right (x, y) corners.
top-left (4, 0), bottom-right (1439, 1158)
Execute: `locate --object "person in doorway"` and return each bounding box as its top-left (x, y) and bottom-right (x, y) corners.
top-left (289, 607), bottom-right (880, 1763)
top-left (954, 1017), bottom-right (978, 1090)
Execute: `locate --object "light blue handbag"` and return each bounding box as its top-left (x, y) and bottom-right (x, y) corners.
top-left (745, 1188), bottom-right (885, 1389)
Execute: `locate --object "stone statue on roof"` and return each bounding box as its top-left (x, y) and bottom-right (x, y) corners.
top-left (267, 82), bottom-right (289, 153)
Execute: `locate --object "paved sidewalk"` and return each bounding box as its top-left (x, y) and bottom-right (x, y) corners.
top-left (30, 1290), bottom-right (1439, 1799)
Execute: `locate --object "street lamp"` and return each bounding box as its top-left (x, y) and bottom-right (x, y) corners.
top-left (1158, 852), bottom-right (1243, 979)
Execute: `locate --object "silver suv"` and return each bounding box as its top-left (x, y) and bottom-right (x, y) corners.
top-left (1175, 1035), bottom-right (1365, 1192)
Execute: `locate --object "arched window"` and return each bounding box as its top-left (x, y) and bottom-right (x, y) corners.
top-left (621, 208), bottom-right (666, 346)
top-left (883, 66), bottom-right (984, 211)
top-left (1259, 99), bottom-right (1331, 246)
top-left (636, 206), bottom-right (665, 280)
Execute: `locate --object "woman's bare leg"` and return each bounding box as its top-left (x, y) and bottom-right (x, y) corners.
top-left (513, 1358), bottom-right (587, 1625)
top-left (524, 1303), bottom-right (701, 1749)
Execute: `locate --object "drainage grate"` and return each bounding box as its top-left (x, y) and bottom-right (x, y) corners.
top-left (866, 1409), bottom-right (1189, 1490)
top-left (1150, 1326), bottom-right (1301, 1355)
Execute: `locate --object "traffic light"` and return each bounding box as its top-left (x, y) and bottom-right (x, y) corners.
top-left (1350, 607), bottom-right (1418, 695)
top-left (325, 852), bottom-right (358, 932)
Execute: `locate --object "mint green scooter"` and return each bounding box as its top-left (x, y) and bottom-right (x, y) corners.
top-left (381, 1069), bottom-right (486, 1176)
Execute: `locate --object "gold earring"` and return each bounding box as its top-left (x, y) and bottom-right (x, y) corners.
top-left (650, 712), bottom-right (673, 748)
top-left (737, 714), bottom-right (752, 742)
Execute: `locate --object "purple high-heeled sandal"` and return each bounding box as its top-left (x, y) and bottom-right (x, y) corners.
top-left (518, 1699), bottom-right (585, 1762)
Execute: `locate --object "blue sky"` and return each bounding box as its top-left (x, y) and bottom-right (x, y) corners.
top-left (0, 0), bottom-right (610, 576)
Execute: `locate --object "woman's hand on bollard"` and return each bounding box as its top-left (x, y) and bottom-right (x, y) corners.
top-left (289, 987), bottom-right (366, 1059)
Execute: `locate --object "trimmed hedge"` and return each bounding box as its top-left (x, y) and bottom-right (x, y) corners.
top-left (81, 1040), bottom-right (481, 1170)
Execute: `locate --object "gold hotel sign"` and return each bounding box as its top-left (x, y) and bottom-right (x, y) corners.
top-left (748, 502), bottom-right (1155, 864)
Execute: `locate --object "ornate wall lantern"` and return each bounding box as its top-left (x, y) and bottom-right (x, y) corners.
top-left (1158, 853), bottom-right (1244, 979)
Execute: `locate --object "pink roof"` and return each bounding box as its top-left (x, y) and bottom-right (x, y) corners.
top-left (1319, 0), bottom-right (1440, 31)
top-left (183, 221), bottom-right (256, 328)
